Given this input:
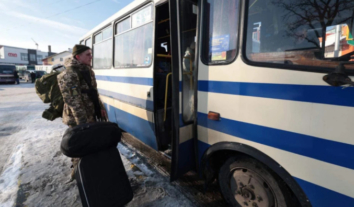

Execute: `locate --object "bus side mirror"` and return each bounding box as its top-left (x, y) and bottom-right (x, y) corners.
top-left (323, 24), bottom-right (354, 61)
top-left (323, 63), bottom-right (354, 86)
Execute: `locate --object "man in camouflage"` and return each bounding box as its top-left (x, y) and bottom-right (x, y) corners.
top-left (57, 44), bottom-right (107, 181)
top-left (57, 45), bottom-right (107, 127)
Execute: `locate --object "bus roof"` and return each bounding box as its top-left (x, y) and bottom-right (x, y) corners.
top-left (80, 0), bottom-right (156, 41)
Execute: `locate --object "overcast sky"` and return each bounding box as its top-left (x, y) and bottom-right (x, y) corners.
top-left (0, 0), bottom-right (132, 53)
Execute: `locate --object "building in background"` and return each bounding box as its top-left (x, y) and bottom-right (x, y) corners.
top-left (42, 49), bottom-right (72, 65)
top-left (0, 45), bottom-right (56, 66)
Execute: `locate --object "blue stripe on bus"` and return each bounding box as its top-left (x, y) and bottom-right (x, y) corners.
top-left (295, 177), bottom-right (354, 207)
top-left (198, 112), bottom-right (354, 170)
top-left (104, 103), bottom-right (157, 150)
top-left (198, 81), bottom-right (354, 107)
top-left (99, 88), bottom-right (154, 111)
top-left (96, 75), bottom-right (153, 86)
top-left (197, 140), bottom-right (354, 206)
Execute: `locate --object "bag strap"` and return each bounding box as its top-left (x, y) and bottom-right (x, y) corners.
top-left (67, 66), bottom-right (103, 121)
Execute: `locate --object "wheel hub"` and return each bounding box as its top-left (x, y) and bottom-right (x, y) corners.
top-left (241, 187), bottom-right (255, 201)
top-left (230, 169), bottom-right (275, 207)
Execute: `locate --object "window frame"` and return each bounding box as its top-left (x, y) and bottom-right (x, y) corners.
top-left (29, 54), bottom-right (36, 62)
top-left (94, 25), bottom-right (113, 44)
top-left (93, 24), bottom-right (114, 69)
top-left (37, 55), bottom-right (43, 62)
top-left (85, 38), bottom-right (92, 47)
top-left (131, 4), bottom-right (153, 28)
top-left (20, 53), bottom-right (28, 61)
top-left (116, 17), bottom-right (131, 35)
top-left (241, 0), bottom-right (354, 75)
top-left (200, 0), bottom-right (242, 66)
top-left (113, 3), bottom-right (154, 69)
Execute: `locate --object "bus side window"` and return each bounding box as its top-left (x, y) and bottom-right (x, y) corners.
top-left (201, 0), bottom-right (240, 65)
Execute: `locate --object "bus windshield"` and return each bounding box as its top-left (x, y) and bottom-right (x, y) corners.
top-left (245, 0), bottom-right (354, 70)
top-left (0, 65), bottom-right (15, 74)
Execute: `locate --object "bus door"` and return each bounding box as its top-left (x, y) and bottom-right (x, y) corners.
top-left (169, 0), bottom-right (199, 181)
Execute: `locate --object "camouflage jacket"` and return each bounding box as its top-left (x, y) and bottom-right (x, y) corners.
top-left (57, 58), bottom-right (105, 127)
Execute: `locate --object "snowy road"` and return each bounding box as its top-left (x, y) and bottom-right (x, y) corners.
top-left (0, 82), bottom-right (226, 207)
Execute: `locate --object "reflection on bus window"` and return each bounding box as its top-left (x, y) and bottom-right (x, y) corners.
top-left (322, 24), bottom-right (354, 59)
top-left (202, 0), bottom-right (240, 64)
top-left (132, 5), bottom-right (152, 28)
top-left (93, 26), bottom-right (113, 69)
top-left (115, 23), bottom-right (153, 68)
top-left (117, 18), bottom-right (131, 34)
top-left (102, 26), bottom-right (113, 40)
top-left (85, 38), bottom-right (92, 47)
top-left (93, 39), bottom-right (112, 69)
top-left (245, 0), bottom-right (354, 70)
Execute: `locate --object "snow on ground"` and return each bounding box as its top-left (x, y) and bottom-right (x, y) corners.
top-left (0, 82), bottom-right (196, 207)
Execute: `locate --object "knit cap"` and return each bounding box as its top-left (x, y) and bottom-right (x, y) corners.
top-left (72, 44), bottom-right (91, 56)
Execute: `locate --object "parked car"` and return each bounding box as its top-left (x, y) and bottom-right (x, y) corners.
top-left (35, 71), bottom-right (46, 78)
top-left (24, 70), bottom-right (47, 82)
top-left (0, 64), bottom-right (16, 84)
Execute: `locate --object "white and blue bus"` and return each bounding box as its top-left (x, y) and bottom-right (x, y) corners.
top-left (80, 0), bottom-right (354, 206)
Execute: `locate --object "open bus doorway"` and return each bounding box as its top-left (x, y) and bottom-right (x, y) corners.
top-left (154, 0), bottom-right (199, 180)
top-left (153, 2), bottom-right (173, 156)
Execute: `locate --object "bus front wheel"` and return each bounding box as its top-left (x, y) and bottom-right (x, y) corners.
top-left (218, 156), bottom-right (293, 207)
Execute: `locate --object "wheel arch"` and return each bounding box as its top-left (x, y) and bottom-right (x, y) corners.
top-left (201, 141), bottom-right (312, 207)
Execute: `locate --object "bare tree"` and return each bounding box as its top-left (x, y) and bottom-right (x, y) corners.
top-left (272, 0), bottom-right (354, 57)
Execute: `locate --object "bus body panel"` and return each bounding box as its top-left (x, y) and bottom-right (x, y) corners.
top-left (81, 0), bottom-right (354, 206)
top-left (197, 52), bottom-right (354, 206)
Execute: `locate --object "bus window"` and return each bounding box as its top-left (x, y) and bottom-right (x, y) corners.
top-left (116, 18), bottom-right (131, 34)
top-left (85, 38), bottom-right (92, 47)
top-left (201, 0), bottom-right (240, 65)
top-left (115, 23), bottom-right (153, 68)
top-left (93, 26), bottom-right (113, 69)
top-left (245, 0), bottom-right (354, 70)
top-left (132, 5), bottom-right (152, 28)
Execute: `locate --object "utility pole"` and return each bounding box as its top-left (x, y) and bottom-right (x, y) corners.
top-left (31, 38), bottom-right (39, 50)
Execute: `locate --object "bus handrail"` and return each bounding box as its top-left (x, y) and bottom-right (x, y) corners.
top-left (164, 72), bottom-right (172, 122)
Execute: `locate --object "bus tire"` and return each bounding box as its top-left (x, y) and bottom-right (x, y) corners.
top-left (218, 156), bottom-right (293, 207)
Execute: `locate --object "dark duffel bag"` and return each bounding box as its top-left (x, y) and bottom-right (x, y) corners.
top-left (61, 122), bottom-right (121, 158)
top-left (75, 147), bottom-right (133, 207)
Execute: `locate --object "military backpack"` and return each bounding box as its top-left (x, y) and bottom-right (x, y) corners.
top-left (35, 67), bottom-right (101, 121)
